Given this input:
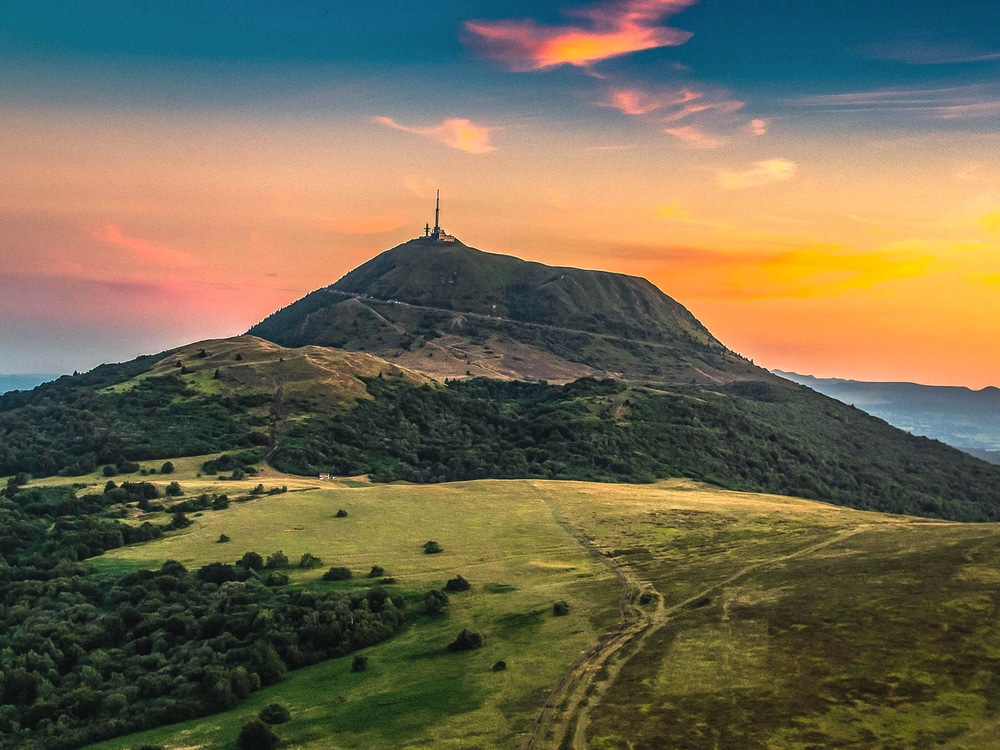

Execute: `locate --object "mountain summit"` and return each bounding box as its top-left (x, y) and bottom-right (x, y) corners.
top-left (249, 238), bottom-right (763, 383)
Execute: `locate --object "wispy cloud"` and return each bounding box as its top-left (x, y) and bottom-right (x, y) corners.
top-left (746, 118), bottom-right (769, 135)
top-left (793, 84), bottom-right (1000, 120)
top-left (860, 42), bottom-right (1000, 65)
top-left (374, 116), bottom-right (497, 153)
top-left (464, 0), bottom-right (696, 72)
top-left (95, 224), bottom-right (202, 269)
top-left (718, 159), bottom-right (797, 189)
top-left (663, 125), bottom-right (724, 148)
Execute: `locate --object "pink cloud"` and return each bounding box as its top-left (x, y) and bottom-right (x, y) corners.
top-left (746, 118), bottom-right (769, 135)
top-left (598, 86), bottom-right (700, 115)
top-left (95, 224), bottom-right (202, 269)
top-left (374, 116), bottom-right (497, 154)
top-left (663, 125), bottom-right (725, 148)
top-left (465, 0), bottom-right (697, 72)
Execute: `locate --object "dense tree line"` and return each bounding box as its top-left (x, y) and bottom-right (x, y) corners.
top-left (270, 376), bottom-right (1000, 521)
top-left (0, 484), bottom-right (405, 750)
top-left (5, 363), bottom-right (1000, 521)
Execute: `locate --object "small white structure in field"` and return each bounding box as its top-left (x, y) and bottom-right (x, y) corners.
top-left (319, 473), bottom-right (330, 480)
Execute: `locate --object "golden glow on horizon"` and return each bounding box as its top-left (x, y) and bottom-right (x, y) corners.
top-left (3, 104), bottom-right (1000, 386)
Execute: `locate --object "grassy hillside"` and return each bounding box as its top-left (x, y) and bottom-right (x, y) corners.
top-left (39, 471), bottom-right (1000, 750)
top-left (0, 336), bottom-right (426, 477)
top-left (248, 239), bottom-right (763, 384)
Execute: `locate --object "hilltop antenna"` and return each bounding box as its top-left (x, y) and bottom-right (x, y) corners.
top-left (433, 189), bottom-right (441, 238)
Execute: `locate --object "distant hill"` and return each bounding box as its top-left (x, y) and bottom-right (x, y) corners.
top-left (0, 374), bottom-right (60, 395)
top-left (775, 371), bottom-right (1000, 463)
top-left (248, 238), bottom-right (764, 384)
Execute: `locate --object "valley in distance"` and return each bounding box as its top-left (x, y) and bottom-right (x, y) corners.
top-left (4, 227), bottom-right (1000, 750)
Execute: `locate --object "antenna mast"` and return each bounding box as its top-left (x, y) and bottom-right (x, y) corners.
top-left (434, 189), bottom-right (441, 236)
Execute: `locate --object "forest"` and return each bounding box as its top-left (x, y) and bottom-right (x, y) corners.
top-left (0, 482), bottom-right (406, 750)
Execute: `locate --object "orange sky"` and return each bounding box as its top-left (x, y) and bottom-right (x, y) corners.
top-left (2, 2), bottom-right (1000, 387)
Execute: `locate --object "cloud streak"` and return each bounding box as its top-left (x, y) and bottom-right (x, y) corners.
top-left (718, 159), bottom-right (797, 189)
top-left (794, 84), bottom-right (1000, 120)
top-left (96, 224), bottom-right (202, 269)
top-left (374, 116), bottom-right (497, 154)
top-left (464, 0), bottom-right (696, 71)
top-left (663, 125), bottom-right (724, 148)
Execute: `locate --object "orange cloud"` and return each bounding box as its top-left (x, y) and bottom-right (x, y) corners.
top-left (95, 224), bottom-right (202, 269)
top-left (374, 116), bottom-right (496, 154)
top-left (746, 118), bottom-right (769, 135)
top-left (718, 159), bottom-right (797, 189)
top-left (663, 125), bottom-right (725, 148)
top-left (312, 215), bottom-right (404, 235)
top-left (465, 0), bottom-right (696, 71)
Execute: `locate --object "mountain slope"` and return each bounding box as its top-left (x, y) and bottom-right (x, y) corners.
top-left (775, 370), bottom-right (1000, 461)
top-left (249, 238), bottom-right (763, 384)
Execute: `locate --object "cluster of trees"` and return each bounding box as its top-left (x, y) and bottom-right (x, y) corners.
top-left (0, 484), bottom-right (405, 750)
top-left (0, 371), bottom-right (268, 478)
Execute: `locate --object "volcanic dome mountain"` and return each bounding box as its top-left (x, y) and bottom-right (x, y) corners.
top-left (249, 238), bottom-right (764, 384)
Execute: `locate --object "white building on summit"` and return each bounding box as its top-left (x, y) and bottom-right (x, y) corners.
top-left (421, 190), bottom-right (456, 242)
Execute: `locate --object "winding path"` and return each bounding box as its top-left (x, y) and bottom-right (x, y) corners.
top-left (523, 484), bottom-right (870, 750)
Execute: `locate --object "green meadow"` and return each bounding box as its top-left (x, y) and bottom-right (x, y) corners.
top-left (68, 465), bottom-right (1000, 750)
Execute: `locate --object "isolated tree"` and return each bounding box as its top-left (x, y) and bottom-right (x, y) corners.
top-left (258, 703), bottom-right (291, 725)
top-left (335, 508), bottom-right (348, 517)
top-left (553, 601), bottom-right (570, 616)
top-left (447, 629), bottom-right (484, 652)
top-left (351, 653), bottom-right (368, 672)
top-left (236, 718), bottom-right (279, 750)
top-left (160, 461), bottom-right (175, 474)
top-left (368, 565), bottom-right (385, 578)
top-left (445, 575), bottom-right (471, 592)
top-left (165, 481), bottom-right (183, 497)
top-left (423, 540), bottom-right (443, 554)
top-left (217, 533), bottom-right (231, 543)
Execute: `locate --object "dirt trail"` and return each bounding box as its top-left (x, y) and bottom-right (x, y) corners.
top-left (523, 484), bottom-right (871, 750)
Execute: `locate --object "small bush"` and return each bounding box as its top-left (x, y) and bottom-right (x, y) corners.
top-left (240, 551), bottom-right (264, 570)
top-left (369, 565), bottom-right (385, 578)
top-left (351, 653), bottom-right (368, 672)
top-left (335, 508), bottom-right (348, 518)
top-left (237, 718), bottom-right (279, 750)
top-left (379, 577), bottom-right (397, 584)
top-left (217, 533), bottom-right (231, 543)
top-left (423, 540), bottom-right (443, 554)
top-left (103, 465), bottom-right (118, 477)
top-left (445, 575), bottom-right (471, 592)
top-left (299, 552), bottom-right (322, 569)
top-left (265, 550), bottom-right (289, 569)
top-left (160, 461), bottom-right (175, 474)
top-left (447, 629), bottom-right (484, 652)
top-left (264, 571), bottom-right (289, 587)
top-left (165, 481), bottom-right (183, 497)
top-left (424, 589), bottom-right (449, 615)
top-left (492, 660), bottom-right (507, 672)
top-left (553, 601), bottom-right (570, 616)
top-left (258, 703), bottom-right (291, 725)
top-left (322, 567), bottom-right (352, 581)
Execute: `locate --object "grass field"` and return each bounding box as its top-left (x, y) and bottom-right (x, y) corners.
top-left (65, 466), bottom-right (1000, 750)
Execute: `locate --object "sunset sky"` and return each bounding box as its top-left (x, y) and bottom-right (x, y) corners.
top-left (3, 1), bottom-right (999, 387)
